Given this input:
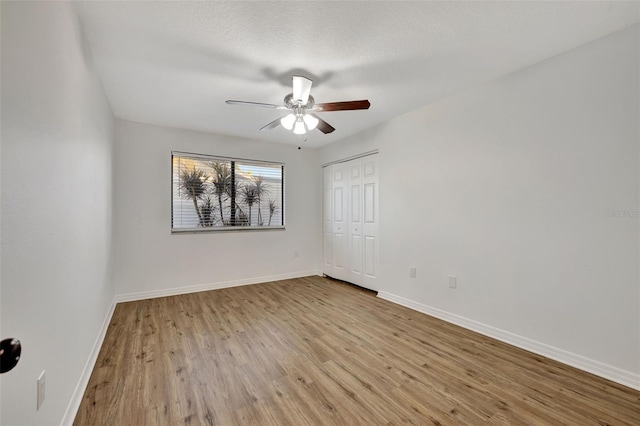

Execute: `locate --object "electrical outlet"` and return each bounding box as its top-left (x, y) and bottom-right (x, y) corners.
top-left (409, 266), bottom-right (416, 278)
top-left (37, 370), bottom-right (45, 410)
top-left (448, 275), bottom-right (457, 289)
top-left (293, 249), bottom-right (299, 258)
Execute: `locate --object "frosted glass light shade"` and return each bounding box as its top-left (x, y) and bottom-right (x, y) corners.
top-left (293, 120), bottom-right (306, 135)
top-left (303, 114), bottom-right (319, 130)
top-left (280, 114), bottom-right (296, 130)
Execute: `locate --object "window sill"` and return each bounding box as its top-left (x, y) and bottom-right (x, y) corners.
top-left (171, 226), bottom-right (286, 234)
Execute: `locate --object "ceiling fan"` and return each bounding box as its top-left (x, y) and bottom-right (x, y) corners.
top-left (225, 75), bottom-right (370, 135)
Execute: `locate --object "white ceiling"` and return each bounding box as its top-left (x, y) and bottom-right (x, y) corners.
top-left (74, 1), bottom-right (639, 148)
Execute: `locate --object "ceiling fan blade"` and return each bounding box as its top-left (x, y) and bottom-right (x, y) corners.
top-left (260, 116), bottom-right (284, 131)
top-left (309, 114), bottom-right (335, 134)
top-left (314, 100), bottom-right (370, 112)
top-left (292, 75), bottom-right (312, 104)
top-left (226, 100), bottom-right (287, 109)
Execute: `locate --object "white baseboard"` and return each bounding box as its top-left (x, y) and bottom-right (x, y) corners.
top-left (115, 270), bottom-right (322, 303)
top-left (60, 298), bottom-right (117, 426)
top-left (377, 291), bottom-right (640, 391)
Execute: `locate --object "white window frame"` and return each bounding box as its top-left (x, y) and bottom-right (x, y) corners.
top-left (171, 151), bottom-right (285, 233)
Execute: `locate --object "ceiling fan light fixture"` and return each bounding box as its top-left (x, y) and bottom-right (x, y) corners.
top-left (226, 75), bottom-right (368, 136)
top-left (303, 114), bottom-right (319, 130)
top-left (280, 113), bottom-right (296, 130)
top-left (293, 119), bottom-right (306, 135)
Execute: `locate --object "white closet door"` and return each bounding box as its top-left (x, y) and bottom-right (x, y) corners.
top-left (331, 161), bottom-right (348, 281)
top-left (362, 156), bottom-right (379, 290)
top-left (322, 166), bottom-right (333, 275)
top-left (348, 159), bottom-right (363, 286)
top-left (323, 154), bottom-right (378, 291)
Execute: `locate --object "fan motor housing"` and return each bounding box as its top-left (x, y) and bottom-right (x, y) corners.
top-left (284, 93), bottom-right (314, 109)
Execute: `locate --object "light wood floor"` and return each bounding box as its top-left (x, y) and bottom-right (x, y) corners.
top-left (74, 276), bottom-right (640, 425)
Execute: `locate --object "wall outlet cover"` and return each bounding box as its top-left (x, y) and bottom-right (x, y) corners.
top-left (37, 370), bottom-right (46, 410)
top-left (448, 276), bottom-right (457, 289)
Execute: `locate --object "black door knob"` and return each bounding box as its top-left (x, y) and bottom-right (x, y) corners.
top-left (0, 338), bottom-right (22, 373)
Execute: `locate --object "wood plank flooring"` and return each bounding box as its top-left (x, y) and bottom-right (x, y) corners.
top-left (74, 276), bottom-right (640, 425)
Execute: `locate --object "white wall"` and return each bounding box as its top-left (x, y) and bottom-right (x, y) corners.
top-left (321, 25), bottom-right (640, 388)
top-left (1, 2), bottom-right (114, 425)
top-left (1, 5), bottom-right (636, 425)
top-left (112, 120), bottom-right (321, 298)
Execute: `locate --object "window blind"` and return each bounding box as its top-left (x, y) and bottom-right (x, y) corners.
top-left (171, 152), bottom-right (284, 232)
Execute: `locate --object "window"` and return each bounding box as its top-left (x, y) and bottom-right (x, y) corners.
top-left (172, 151), bottom-right (284, 232)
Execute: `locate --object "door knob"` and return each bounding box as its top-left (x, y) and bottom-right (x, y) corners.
top-left (0, 338), bottom-right (22, 373)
